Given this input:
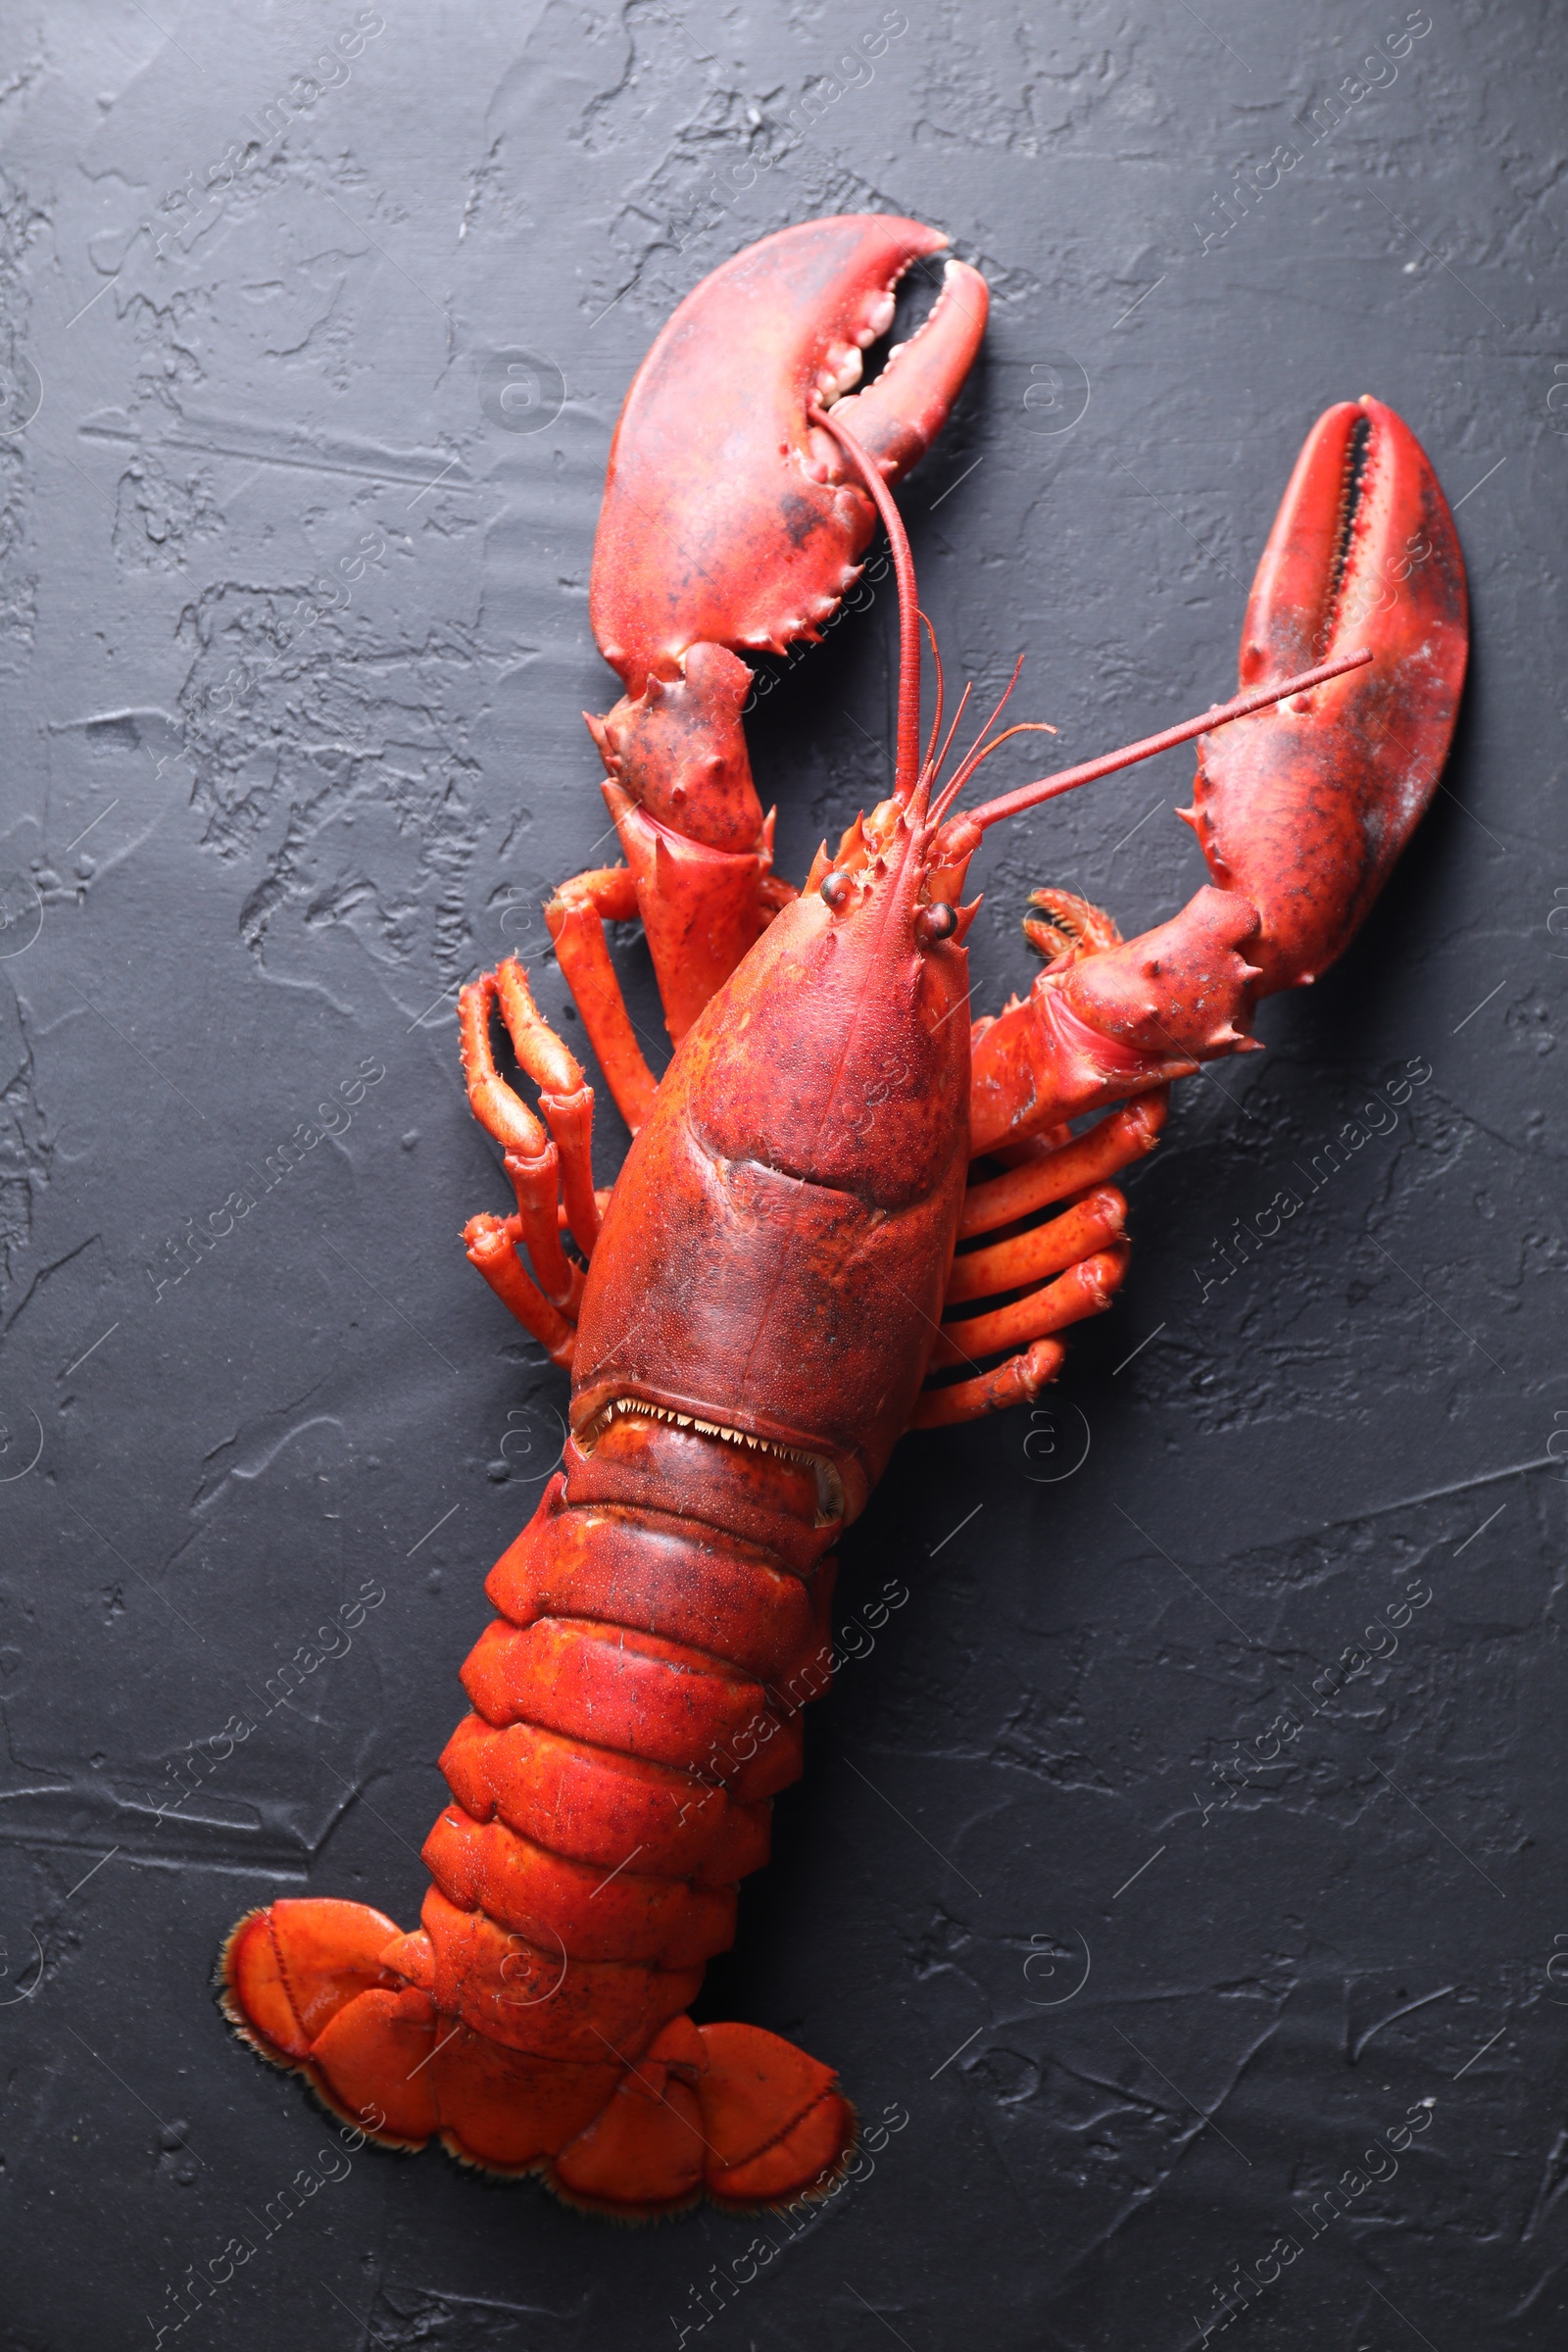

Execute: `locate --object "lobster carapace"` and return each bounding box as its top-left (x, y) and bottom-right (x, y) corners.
top-left (220, 217), bottom-right (1467, 2219)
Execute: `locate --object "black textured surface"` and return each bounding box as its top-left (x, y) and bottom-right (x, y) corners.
top-left (0, 4), bottom-right (1562, 2346)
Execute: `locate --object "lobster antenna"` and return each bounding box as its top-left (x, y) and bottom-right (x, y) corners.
top-left (808, 403), bottom-right (922, 806)
top-left (952, 649), bottom-right (1374, 835)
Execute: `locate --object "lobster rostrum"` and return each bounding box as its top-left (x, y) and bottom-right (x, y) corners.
top-left (220, 218), bottom-right (1467, 2219)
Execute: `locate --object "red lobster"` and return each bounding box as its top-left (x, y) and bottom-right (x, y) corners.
top-left (221, 217), bottom-right (1467, 2219)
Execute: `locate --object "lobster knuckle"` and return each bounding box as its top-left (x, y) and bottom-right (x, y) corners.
top-left (969, 888), bottom-right (1260, 1151)
top-left (1195, 395), bottom-right (1468, 993)
top-left (589, 643), bottom-right (764, 854)
top-left (590, 216), bottom-right (982, 690)
top-left (1055, 885), bottom-right (1261, 1060)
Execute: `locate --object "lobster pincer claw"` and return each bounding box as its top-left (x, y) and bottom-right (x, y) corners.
top-left (1184, 395), bottom-right (1468, 996)
top-left (591, 215), bottom-right (988, 691)
top-left (583, 217), bottom-right (987, 1045)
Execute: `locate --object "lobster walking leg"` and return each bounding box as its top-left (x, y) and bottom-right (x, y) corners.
top-left (910, 1341), bottom-right (1067, 1428)
top-left (943, 1187), bottom-right (1130, 1307)
top-left (912, 1071), bottom-right (1204, 1426)
top-left (459, 961), bottom-right (601, 1367)
top-left (543, 866), bottom-right (659, 1135)
top-left (911, 1098), bottom-right (1169, 1427)
top-left (462, 960), bottom-right (600, 1255)
top-left (929, 1247), bottom-right (1131, 1371)
top-left (956, 1095), bottom-right (1168, 1242)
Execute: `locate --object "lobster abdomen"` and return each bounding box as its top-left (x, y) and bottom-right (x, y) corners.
top-left (221, 1420), bottom-right (854, 2211)
top-left (392, 1437), bottom-right (837, 2064)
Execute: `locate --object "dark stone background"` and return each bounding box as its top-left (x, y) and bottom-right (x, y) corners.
top-left (0, 2), bottom-right (1562, 2345)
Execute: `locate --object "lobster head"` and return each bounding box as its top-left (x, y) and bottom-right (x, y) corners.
top-left (569, 792), bottom-right (976, 1522)
top-left (688, 793), bottom-right (975, 1211)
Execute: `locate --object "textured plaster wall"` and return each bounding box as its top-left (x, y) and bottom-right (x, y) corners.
top-left (0, 2), bottom-right (1563, 2346)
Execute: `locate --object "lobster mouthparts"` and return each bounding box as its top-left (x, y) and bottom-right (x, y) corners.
top-left (1186, 396), bottom-right (1468, 994)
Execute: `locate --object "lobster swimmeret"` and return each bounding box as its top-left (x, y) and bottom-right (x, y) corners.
top-left (220, 218), bottom-right (1467, 2218)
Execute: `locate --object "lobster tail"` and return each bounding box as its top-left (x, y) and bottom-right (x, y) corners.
top-left (221, 1457), bottom-right (856, 2217)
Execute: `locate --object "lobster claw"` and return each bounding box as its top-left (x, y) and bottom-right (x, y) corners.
top-left (580, 219), bottom-right (987, 1047)
top-left (591, 215), bottom-right (988, 694)
top-left (1184, 396), bottom-right (1468, 995)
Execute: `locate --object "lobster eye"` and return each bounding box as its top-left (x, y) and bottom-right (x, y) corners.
top-left (819, 869), bottom-right (851, 910)
top-left (915, 901), bottom-right (957, 946)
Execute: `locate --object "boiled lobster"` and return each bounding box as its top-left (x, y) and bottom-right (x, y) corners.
top-left (220, 217), bottom-right (1467, 2219)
